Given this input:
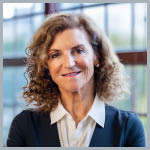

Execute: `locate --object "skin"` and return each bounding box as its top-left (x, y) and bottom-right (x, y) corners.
top-left (47, 28), bottom-right (98, 126)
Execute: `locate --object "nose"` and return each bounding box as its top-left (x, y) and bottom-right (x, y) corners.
top-left (63, 53), bottom-right (75, 68)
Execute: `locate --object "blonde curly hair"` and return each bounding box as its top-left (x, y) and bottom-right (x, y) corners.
top-left (23, 12), bottom-right (129, 112)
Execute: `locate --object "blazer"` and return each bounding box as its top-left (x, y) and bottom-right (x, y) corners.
top-left (7, 104), bottom-right (146, 147)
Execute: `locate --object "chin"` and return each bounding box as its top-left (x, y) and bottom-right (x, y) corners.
top-left (64, 85), bottom-right (81, 93)
top-left (67, 87), bottom-right (80, 93)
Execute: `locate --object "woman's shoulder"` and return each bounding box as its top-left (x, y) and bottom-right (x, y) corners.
top-left (12, 109), bottom-right (50, 124)
top-left (7, 109), bottom-right (51, 146)
top-left (105, 104), bottom-right (139, 120)
top-left (105, 104), bottom-right (144, 130)
top-left (13, 109), bottom-right (37, 120)
top-left (105, 104), bottom-right (146, 146)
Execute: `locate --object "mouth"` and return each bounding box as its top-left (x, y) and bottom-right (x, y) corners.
top-left (62, 71), bottom-right (82, 77)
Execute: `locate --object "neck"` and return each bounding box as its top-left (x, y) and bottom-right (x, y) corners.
top-left (59, 78), bottom-right (95, 126)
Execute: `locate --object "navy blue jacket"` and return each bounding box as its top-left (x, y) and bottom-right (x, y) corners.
top-left (7, 105), bottom-right (146, 147)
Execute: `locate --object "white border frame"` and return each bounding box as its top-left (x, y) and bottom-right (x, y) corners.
top-left (1, 1), bottom-right (149, 150)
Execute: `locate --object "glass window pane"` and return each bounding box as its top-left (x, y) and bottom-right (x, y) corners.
top-left (3, 67), bottom-right (26, 105)
top-left (3, 20), bottom-right (16, 58)
top-left (108, 4), bottom-right (131, 51)
top-left (3, 66), bottom-right (26, 146)
top-left (134, 65), bottom-right (147, 113)
top-left (3, 3), bottom-right (45, 58)
top-left (32, 15), bottom-right (45, 31)
top-left (3, 128), bottom-right (9, 146)
top-left (3, 19), bottom-right (30, 58)
top-left (111, 65), bottom-right (147, 113)
top-left (3, 3), bottom-right (44, 19)
top-left (3, 107), bottom-right (14, 129)
top-left (32, 3), bottom-right (45, 13)
top-left (139, 116), bottom-right (147, 138)
top-left (83, 3), bottom-right (99, 6)
top-left (3, 17), bottom-right (45, 58)
top-left (134, 3), bottom-right (146, 50)
top-left (62, 9), bottom-right (81, 13)
top-left (3, 67), bottom-right (16, 105)
top-left (57, 3), bottom-right (82, 10)
top-left (57, 8), bottom-right (81, 13)
top-left (3, 3), bottom-right (33, 19)
top-left (83, 6), bottom-right (105, 32)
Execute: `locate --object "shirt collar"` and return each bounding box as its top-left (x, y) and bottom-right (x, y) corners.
top-left (50, 100), bottom-right (68, 125)
top-left (87, 94), bottom-right (105, 128)
top-left (50, 94), bottom-right (105, 128)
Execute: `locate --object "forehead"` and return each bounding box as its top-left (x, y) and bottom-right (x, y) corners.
top-left (50, 28), bottom-right (90, 49)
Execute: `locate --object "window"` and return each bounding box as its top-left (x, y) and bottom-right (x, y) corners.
top-left (3, 3), bottom-right (45, 145)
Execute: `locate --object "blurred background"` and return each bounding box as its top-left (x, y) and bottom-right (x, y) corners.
top-left (3, 3), bottom-right (147, 146)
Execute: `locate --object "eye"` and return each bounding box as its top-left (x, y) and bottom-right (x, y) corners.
top-left (73, 48), bottom-right (84, 54)
top-left (49, 52), bottom-right (60, 59)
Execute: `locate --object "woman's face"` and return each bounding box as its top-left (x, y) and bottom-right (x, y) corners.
top-left (47, 28), bottom-right (98, 93)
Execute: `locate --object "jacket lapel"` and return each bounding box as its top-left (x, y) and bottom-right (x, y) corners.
top-left (89, 124), bottom-right (103, 147)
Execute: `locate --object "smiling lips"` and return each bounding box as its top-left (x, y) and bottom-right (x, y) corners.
top-left (62, 71), bottom-right (82, 77)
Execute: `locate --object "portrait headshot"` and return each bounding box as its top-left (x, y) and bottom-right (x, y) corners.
top-left (3, 3), bottom-right (147, 147)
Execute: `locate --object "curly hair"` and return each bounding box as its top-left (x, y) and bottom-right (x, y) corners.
top-left (23, 12), bottom-right (129, 113)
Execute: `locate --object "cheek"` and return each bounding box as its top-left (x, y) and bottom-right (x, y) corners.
top-left (78, 56), bottom-right (94, 77)
top-left (47, 61), bottom-right (61, 78)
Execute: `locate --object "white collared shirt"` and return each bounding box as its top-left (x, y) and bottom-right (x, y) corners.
top-left (50, 94), bottom-right (105, 147)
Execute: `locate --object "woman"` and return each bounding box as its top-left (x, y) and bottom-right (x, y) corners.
top-left (7, 12), bottom-right (146, 147)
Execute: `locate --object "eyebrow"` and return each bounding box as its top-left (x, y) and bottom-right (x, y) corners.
top-left (49, 44), bottom-right (85, 52)
top-left (72, 44), bottom-right (85, 50)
